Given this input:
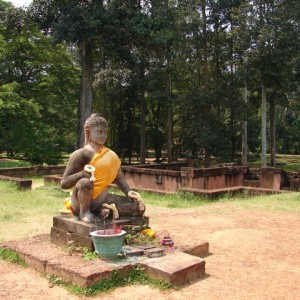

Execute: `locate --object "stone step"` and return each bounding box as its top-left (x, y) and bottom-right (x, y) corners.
top-left (140, 251), bottom-right (206, 286)
top-left (0, 175), bottom-right (32, 189)
top-left (1, 234), bottom-right (132, 288)
top-left (1, 234), bottom-right (206, 288)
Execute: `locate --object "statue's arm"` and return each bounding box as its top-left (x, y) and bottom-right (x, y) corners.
top-left (114, 168), bottom-right (145, 213)
top-left (60, 150), bottom-right (91, 189)
top-left (113, 168), bottom-right (131, 196)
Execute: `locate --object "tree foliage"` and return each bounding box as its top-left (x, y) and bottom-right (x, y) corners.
top-left (0, 0), bottom-right (299, 165)
top-left (0, 1), bottom-right (80, 164)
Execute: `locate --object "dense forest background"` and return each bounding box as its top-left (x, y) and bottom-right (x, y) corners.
top-left (0, 0), bottom-right (299, 166)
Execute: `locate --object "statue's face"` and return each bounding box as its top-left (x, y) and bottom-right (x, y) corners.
top-left (89, 125), bottom-right (107, 146)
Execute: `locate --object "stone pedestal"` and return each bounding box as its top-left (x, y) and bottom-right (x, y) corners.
top-left (50, 214), bottom-right (149, 251)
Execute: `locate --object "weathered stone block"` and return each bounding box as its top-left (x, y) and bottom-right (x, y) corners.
top-left (52, 214), bottom-right (148, 236)
top-left (53, 215), bottom-right (98, 236)
top-left (50, 227), bottom-right (94, 251)
top-left (122, 245), bottom-right (145, 257)
top-left (180, 241), bottom-right (209, 257)
top-left (44, 174), bottom-right (62, 186)
top-left (0, 175), bottom-right (32, 189)
top-left (144, 247), bottom-right (165, 258)
top-left (140, 251), bottom-right (205, 286)
top-left (290, 178), bottom-right (300, 191)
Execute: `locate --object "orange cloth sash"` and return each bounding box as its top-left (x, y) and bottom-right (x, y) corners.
top-left (89, 146), bottom-right (121, 200)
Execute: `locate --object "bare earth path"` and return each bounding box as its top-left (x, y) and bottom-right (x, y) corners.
top-left (1, 203), bottom-right (300, 300)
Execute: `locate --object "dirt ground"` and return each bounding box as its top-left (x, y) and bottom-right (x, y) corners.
top-left (1, 203), bottom-right (300, 300)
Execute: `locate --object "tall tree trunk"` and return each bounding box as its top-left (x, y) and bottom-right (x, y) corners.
top-left (102, 84), bottom-right (108, 119)
top-left (77, 38), bottom-right (93, 148)
top-left (109, 96), bottom-right (115, 149)
top-left (139, 60), bottom-right (146, 164)
top-left (167, 96), bottom-right (173, 163)
top-left (201, 0), bottom-right (209, 87)
top-left (242, 86), bottom-right (248, 165)
top-left (261, 81), bottom-right (267, 167)
top-left (270, 96), bottom-right (276, 167)
top-left (166, 64), bottom-right (173, 163)
top-left (201, 0), bottom-right (210, 167)
top-left (229, 30), bottom-right (236, 162)
top-left (230, 109), bottom-right (235, 161)
top-left (101, 46), bottom-right (108, 119)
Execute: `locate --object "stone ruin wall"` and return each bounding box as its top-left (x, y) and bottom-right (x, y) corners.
top-left (0, 163), bottom-right (300, 193)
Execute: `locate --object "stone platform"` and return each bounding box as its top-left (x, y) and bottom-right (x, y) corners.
top-left (50, 214), bottom-right (150, 251)
top-left (1, 234), bottom-right (206, 288)
top-left (1, 214), bottom-right (208, 288)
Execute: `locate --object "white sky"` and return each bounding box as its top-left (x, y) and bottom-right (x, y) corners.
top-left (4, 0), bottom-right (32, 7)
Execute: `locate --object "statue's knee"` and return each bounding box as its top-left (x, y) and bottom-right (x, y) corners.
top-left (76, 178), bottom-right (93, 192)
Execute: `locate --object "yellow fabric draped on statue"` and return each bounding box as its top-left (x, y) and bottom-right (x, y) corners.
top-left (89, 146), bottom-right (121, 200)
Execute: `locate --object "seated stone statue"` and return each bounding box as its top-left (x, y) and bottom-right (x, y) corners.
top-left (61, 113), bottom-right (145, 223)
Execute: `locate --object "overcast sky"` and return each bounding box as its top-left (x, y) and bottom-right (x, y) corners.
top-left (4, 0), bottom-right (32, 7)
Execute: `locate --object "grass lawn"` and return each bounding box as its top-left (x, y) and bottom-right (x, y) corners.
top-left (0, 181), bottom-right (69, 242)
top-left (0, 180), bottom-right (299, 243)
top-left (0, 159), bottom-right (32, 168)
top-left (247, 154), bottom-right (300, 171)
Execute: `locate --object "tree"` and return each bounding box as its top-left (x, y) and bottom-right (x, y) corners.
top-left (232, 0), bottom-right (299, 167)
top-left (0, 3), bottom-right (80, 163)
top-left (91, 0), bottom-right (178, 163)
top-left (29, 0), bottom-right (112, 147)
top-left (16, 0), bottom-right (300, 165)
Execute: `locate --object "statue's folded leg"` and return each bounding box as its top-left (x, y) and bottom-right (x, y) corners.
top-left (103, 194), bottom-right (146, 217)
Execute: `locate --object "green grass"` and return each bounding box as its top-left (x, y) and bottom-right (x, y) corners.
top-left (0, 159), bottom-right (32, 168)
top-left (0, 180), bottom-right (299, 244)
top-left (109, 187), bottom-right (213, 208)
top-left (248, 154), bottom-right (300, 171)
top-left (140, 190), bottom-right (213, 208)
top-left (46, 267), bottom-right (171, 296)
top-left (280, 163), bottom-right (300, 171)
top-left (138, 189), bottom-right (300, 213)
top-left (0, 247), bottom-right (26, 266)
top-left (0, 180), bottom-right (69, 243)
top-left (214, 191), bottom-right (300, 214)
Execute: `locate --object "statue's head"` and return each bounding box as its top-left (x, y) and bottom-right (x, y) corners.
top-left (84, 113), bottom-right (108, 146)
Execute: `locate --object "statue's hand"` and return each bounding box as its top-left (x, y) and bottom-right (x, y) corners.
top-left (127, 190), bottom-right (146, 212)
top-left (84, 165), bottom-right (95, 181)
top-left (127, 190), bottom-right (141, 201)
top-left (82, 170), bottom-right (92, 179)
top-left (102, 203), bottom-right (119, 219)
